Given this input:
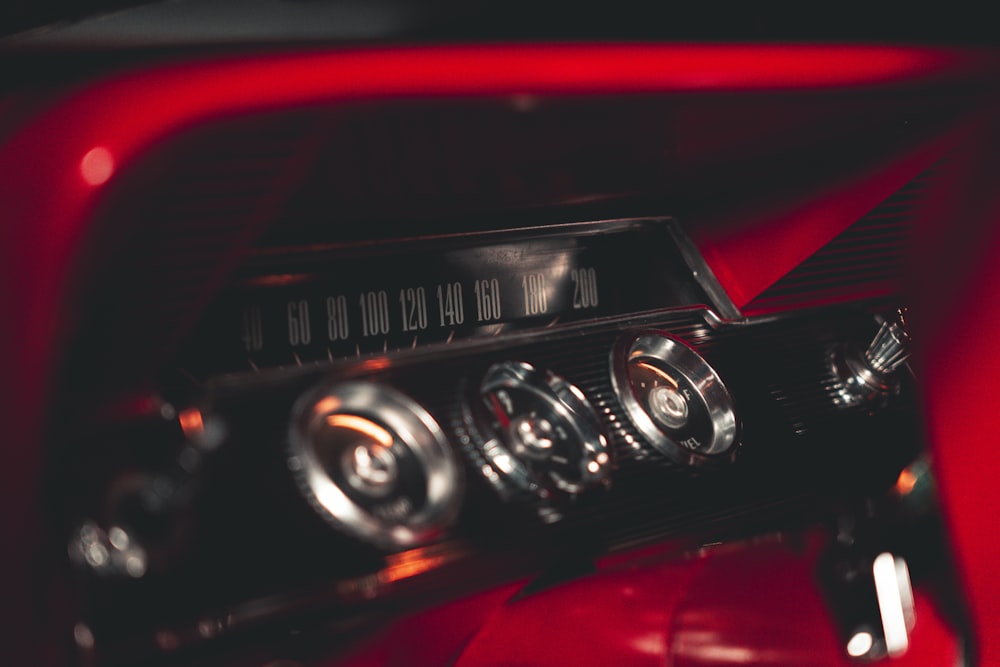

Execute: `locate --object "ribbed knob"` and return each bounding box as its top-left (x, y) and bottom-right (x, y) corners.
top-left (288, 382), bottom-right (463, 549)
top-left (864, 313), bottom-right (911, 375)
top-left (830, 309), bottom-right (911, 408)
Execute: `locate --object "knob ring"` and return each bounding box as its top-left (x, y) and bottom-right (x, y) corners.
top-left (611, 331), bottom-right (739, 467)
top-left (288, 382), bottom-right (462, 550)
top-left (463, 361), bottom-right (611, 512)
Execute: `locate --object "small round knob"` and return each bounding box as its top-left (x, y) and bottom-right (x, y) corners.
top-left (510, 413), bottom-right (557, 458)
top-left (342, 433), bottom-right (399, 498)
top-left (648, 384), bottom-right (690, 430)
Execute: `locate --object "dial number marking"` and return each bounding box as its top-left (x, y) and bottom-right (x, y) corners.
top-left (436, 282), bottom-right (465, 327)
top-left (474, 278), bottom-right (502, 322)
top-left (521, 273), bottom-right (548, 316)
top-left (399, 287), bottom-right (428, 332)
top-left (287, 299), bottom-right (311, 346)
top-left (359, 291), bottom-right (390, 337)
top-left (326, 295), bottom-right (350, 341)
top-left (571, 267), bottom-right (599, 309)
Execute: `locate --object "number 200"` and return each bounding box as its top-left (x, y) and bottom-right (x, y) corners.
top-left (571, 268), bottom-right (599, 309)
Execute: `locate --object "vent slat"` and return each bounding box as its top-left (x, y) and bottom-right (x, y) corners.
top-left (743, 166), bottom-right (940, 314)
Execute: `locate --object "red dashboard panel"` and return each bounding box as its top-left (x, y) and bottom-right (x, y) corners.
top-left (913, 114), bottom-right (1000, 667)
top-left (312, 535), bottom-right (961, 667)
top-left (2, 43), bottom-right (999, 665)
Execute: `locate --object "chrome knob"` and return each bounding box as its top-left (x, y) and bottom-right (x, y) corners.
top-left (463, 361), bottom-right (611, 521)
top-left (864, 317), bottom-right (911, 375)
top-left (831, 309), bottom-right (911, 408)
top-left (68, 404), bottom-right (224, 579)
top-left (648, 384), bottom-right (690, 430)
top-left (343, 438), bottom-right (399, 498)
top-left (289, 382), bottom-right (463, 549)
top-left (610, 332), bottom-right (739, 466)
top-left (510, 413), bottom-right (557, 458)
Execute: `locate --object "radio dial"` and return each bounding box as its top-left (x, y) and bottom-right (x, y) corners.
top-left (612, 332), bottom-right (739, 466)
top-left (288, 382), bottom-right (462, 549)
top-left (465, 361), bottom-right (611, 520)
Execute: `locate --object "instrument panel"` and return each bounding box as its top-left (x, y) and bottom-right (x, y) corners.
top-left (66, 216), bottom-right (922, 665)
top-left (5, 31), bottom-right (991, 667)
top-left (179, 219), bottom-right (717, 377)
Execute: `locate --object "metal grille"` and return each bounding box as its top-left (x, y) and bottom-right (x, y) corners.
top-left (744, 166), bottom-right (940, 314)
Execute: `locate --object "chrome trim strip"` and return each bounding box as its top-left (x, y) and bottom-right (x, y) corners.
top-left (667, 220), bottom-right (744, 322)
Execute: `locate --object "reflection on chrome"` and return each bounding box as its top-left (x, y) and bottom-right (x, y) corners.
top-left (178, 407), bottom-right (205, 439)
top-left (69, 521), bottom-right (148, 578)
top-left (830, 310), bottom-right (911, 408)
top-left (288, 382), bottom-right (463, 549)
top-left (873, 552), bottom-right (915, 658)
top-left (611, 331), bottom-right (738, 466)
top-left (467, 360), bottom-right (611, 512)
top-left (846, 630), bottom-right (874, 658)
top-left (73, 622), bottom-right (95, 650)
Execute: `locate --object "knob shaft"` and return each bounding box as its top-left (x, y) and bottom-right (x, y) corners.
top-left (864, 317), bottom-right (911, 375)
top-left (831, 310), bottom-right (911, 407)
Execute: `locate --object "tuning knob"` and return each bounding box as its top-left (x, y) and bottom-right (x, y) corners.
top-left (288, 382), bottom-right (463, 550)
top-left (68, 404), bottom-right (224, 578)
top-left (610, 332), bottom-right (740, 467)
top-left (462, 361), bottom-right (611, 521)
top-left (832, 309), bottom-right (911, 407)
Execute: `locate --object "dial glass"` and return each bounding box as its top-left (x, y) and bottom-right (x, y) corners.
top-left (482, 384), bottom-right (606, 494)
top-left (473, 361), bottom-right (610, 502)
top-left (308, 413), bottom-right (427, 518)
top-left (288, 382), bottom-right (462, 548)
top-left (627, 360), bottom-right (717, 451)
top-left (179, 219), bottom-right (712, 377)
top-left (613, 332), bottom-right (739, 464)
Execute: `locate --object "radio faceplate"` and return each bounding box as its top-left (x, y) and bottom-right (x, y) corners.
top-left (62, 298), bottom-right (923, 665)
top-left (176, 218), bottom-right (724, 378)
top-left (61, 215), bottom-right (924, 665)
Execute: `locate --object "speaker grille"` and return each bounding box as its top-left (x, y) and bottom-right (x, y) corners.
top-left (743, 165), bottom-right (940, 315)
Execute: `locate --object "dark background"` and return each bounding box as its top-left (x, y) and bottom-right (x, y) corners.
top-left (2, 2), bottom-right (998, 46)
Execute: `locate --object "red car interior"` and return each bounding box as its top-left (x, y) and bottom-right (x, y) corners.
top-left (2, 34), bottom-right (999, 666)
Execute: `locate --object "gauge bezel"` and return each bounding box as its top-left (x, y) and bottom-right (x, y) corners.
top-left (288, 381), bottom-right (463, 550)
top-left (610, 331), bottom-right (739, 467)
top-left (465, 360), bottom-right (611, 510)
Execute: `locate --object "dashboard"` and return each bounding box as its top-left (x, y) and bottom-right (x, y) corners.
top-left (2, 12), bottom-right (1000, 666)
